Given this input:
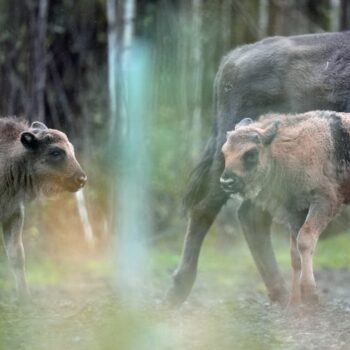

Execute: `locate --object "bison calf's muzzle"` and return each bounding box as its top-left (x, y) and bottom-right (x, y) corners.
top-left (68, 171), bottom-right (87, 192)
top-left (220, 171), bottom-right (243, 194)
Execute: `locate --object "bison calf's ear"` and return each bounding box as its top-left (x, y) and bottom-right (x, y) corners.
top-left (261, 120), bottom-right (280, 145)
top-left (235, 118), bottom-right (253, 129)
top-left (20, 132), bottom-right (38, 150)
top-left (31, 121), bottom-right (48, 130)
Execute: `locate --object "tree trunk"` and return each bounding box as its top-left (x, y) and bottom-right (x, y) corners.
top-left (221, 0), bottom-right (232, 52)
top-left (258, 0), bottom-right (269, 38)
top-left (190, 0), bottom-right (203, 161)
top-left (107, 0), bottom-right (119, 138)
top-left (340, 0), bottom-right (350, 30)
top-left (28, 0), bottom-right (49, 122)
top-left (330, 0), bottom-right (341, 32)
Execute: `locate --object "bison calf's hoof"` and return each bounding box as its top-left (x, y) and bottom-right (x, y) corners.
top-left (301, 287), bottom-right (319, 305)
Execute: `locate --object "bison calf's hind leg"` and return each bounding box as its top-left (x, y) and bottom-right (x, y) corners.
top-left (2, 207), bottom-right (30, 300)
top-left (297, 201), bottom-right (336, 304)
top-left (289, 235), bottom-right (302, 305)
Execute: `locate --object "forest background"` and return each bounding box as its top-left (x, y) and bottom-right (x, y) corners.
top-left (1, 1), bottom-right (350, 349)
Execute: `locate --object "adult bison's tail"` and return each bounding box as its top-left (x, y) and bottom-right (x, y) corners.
top-left (183, 128), bottom-right (217, 213)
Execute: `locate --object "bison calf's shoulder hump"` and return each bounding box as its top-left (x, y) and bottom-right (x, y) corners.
top-left (0, 117), bottom-right (86, 299)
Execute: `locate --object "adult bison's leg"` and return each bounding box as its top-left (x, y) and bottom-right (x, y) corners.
top-left (166, 193), bottom-right (228, 306)
top-left (238, 200), bottom-right (288, 304)
top-left (2, 206), bottom-right (29, 299)
top-left (166, 153), bottom-right (229, 306)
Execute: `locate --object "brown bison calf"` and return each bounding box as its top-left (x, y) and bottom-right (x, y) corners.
top-left (221, 110), bottom-right (350, 305)
top-left (0, 118), bottom-right (86, 298)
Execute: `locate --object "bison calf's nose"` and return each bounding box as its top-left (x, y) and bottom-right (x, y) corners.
top-left (220, 175), bottom-right (235, 185)
top-left (220, 171), bottom-right (236, 185)
top-left (220, 171), bottom-right (242, 193)
top-left (75, 173), bottom-right (87, 188)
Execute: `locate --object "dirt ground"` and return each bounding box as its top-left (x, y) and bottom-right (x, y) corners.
top-left (1, 265), bottom-right (350, 350)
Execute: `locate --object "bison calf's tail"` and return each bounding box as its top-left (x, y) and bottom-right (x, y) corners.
top-left (183, 132), bottom-right (217, 213)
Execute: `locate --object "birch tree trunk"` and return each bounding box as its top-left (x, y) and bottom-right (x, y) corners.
top-left (178, 0), bottom-right (190, 123)
top-left (258, 0), bottom-right (269, 39)
top-left (28, 0), bottom-right (49, 122)
top-left (120, 0), bottom-right (136, 139)
top-left (330, 0), bottom-right (341, 32)
top-left (340, 0), bottom-right (350, 30)
top-left (221, 0), bottom-right (232, 52)
top-left (107, 0), bottom-right (135, 141)
top-left (107, 0), bottom-right (119, 138)
top-left (191, 0), bottom-right (203, 161)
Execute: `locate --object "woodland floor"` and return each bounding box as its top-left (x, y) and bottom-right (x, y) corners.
top-left (1, 270), bottom-right (350, 349)
top-left (1, 235), bottom-right (350, 350)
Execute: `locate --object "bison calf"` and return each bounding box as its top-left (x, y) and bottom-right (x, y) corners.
top-left (221, 110), bottom-right (350, 305)
top-left (0, 118), bottom-right (86, 298)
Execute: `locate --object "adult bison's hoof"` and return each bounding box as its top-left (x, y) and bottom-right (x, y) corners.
top-left (163, 284), bottom-right (189, 308)
top-left (163, 267), bottom-right (196, 308)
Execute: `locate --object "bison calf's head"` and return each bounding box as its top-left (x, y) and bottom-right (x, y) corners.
top-left (221, 118), bottom-right (280, 196)
top-left (20, 122), bottom-right (87, 196)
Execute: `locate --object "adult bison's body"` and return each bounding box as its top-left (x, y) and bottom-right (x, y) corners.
top-left (166, 31), bottom-right (350, 306)
top-left (222, 111), bottom-right (350, 304)
top-left (0, 118), bottom-right (87, 298)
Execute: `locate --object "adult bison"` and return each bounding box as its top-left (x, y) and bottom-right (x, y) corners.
top-left (222, 111), bottom-right (350, 304)
top-left (166, 31), bottom-right (350, 306)
top-left (0, 118), bottom-right (87, 298)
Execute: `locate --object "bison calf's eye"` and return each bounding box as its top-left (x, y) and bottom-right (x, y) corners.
top-left (49, 148), bottom-right (66, 161)
top-left (243, 148), bottom-right (259, 170)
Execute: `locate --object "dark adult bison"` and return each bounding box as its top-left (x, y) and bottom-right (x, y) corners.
top-left (166, 31), bottom-right (350, 306)
top-left (0, 118), bottom-right (86, 298)
top-left (222, 111), bottom-right (350, 305)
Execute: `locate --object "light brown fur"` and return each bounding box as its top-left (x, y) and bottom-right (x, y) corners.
top-left (222, 111), bottom-right (350, 305)
top-left (0, 118), bottom-right (87, 298)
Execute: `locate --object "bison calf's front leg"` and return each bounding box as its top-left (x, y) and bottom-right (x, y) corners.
top-left (2, 207), bottom-right (30, 300)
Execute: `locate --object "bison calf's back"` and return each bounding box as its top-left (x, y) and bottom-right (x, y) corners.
top-left (0, 118), bottom-right (86, 299)
top-left (222, 111), bottom-right (350, 305)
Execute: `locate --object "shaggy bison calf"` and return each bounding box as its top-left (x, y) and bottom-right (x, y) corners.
top-left (221, 110), bottom-right (350, 305)
top-left (0, 118), bottom-right (86, 298)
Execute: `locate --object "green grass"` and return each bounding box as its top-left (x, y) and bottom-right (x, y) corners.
top-left (273, 232), bottom-right (350, 270)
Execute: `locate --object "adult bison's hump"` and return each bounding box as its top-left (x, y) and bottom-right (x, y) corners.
top-left (215, 31), bottom-right (350, 132)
